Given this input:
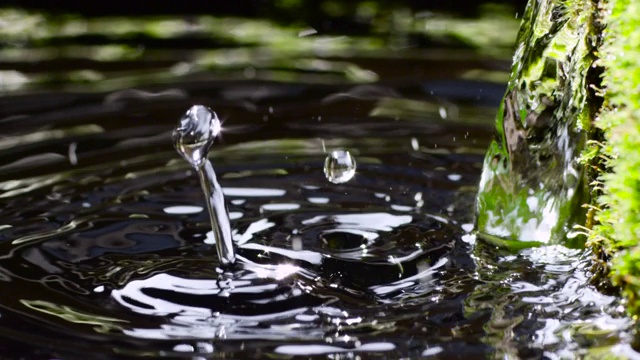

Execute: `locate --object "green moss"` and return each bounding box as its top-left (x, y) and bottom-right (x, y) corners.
top-left (472, 0), bottom-right (640, 316)
top-left (476, 0), bottom-right (600, 249)
top-left (593, 0), bottom-right (640, 316)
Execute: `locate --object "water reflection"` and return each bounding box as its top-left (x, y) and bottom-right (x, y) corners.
top-left (42, 220), bottom-right (182, 262)
top-left (0, 3), bottom-right (520, 92)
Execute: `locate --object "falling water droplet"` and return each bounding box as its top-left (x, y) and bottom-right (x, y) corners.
top-left (438, 106), bottom-right (448, 119)
top-left (410, 137), bottom-right (419, 151)
top-left (173, 105), bottom-right (235, 266)
top-left (324, 150), bottom-right (356, 184)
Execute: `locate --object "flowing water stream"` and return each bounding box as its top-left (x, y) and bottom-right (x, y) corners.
top-left (0, 2), bottom-right (638, 359)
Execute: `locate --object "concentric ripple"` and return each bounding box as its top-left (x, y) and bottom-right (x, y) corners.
top-left (0, 85), bottom-right (635, 358)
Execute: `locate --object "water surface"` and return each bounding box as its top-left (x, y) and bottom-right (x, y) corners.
top-left (0, 3), bottom-right (636, 359)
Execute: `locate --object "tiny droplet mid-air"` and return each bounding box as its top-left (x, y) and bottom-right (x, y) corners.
top-left (173, 105), bottom-right (235, 266)
top-left (324, 149), bottom-right (356, 184)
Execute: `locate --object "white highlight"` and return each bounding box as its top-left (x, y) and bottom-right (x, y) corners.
top-left (163, 205), bottom-right (204, 215)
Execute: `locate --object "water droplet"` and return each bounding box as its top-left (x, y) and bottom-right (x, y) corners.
top-left (438, 106), bottom-right (447, 119)
top-left (173, 105), bottom-right (235, 266)
top-left (411, 137), bottom-right (419, 151)
top-left (68, 142), bottom-right (78, 165)
top-left (172, 105), bottom-right (222, 169)
top-left (324, 150), bottom-right (356, 184)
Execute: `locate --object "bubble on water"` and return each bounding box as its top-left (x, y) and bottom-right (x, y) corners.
top-left (172, 105), bottom-right (222, 168)
top-left (324, 150), bottom-right (356, 184)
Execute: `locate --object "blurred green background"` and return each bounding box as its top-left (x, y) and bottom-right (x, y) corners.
top-left (0, 0), bottom-right (526, 94)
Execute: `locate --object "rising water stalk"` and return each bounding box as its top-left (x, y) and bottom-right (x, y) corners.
top-left (173, 105), bottom-right (236, 266)
top-left (198, 159), bottom-right (236, 265)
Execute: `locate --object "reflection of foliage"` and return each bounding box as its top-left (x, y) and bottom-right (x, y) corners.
top-left (0, 125), bottom-right (103, 151)
top-left (0, 5), bottom-right (519, 92)
top-left (417, 4), bottom-right (521, 57)
top-left (21, 299), bottom-right (126, 333)
top-left (370, 97), bottom-right (496, 125)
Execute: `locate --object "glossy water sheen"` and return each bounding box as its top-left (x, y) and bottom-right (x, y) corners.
top-left (0, 82), bottom-right (634, 359)
top-left (0, 4), bottom-right (636, 359)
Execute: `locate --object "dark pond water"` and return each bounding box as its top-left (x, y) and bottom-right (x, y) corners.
top-left (0, 2), bottom-right (637, 359)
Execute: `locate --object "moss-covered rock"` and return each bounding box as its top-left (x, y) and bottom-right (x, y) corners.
top-left (478, 0), bottom-right (640, 317)
top-left (476, 0), bottom-right (602, 249)
top-left (593, 0), bottom-right (640, 316)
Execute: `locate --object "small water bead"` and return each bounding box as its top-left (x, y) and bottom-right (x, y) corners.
top-left (411, 137), bottom-right (419, 151)
top-left (438, 106), bottom-right (447, 119)
top-left (173, 105), bottom-right (222, 168)
top-left (324, 150), bottom-right (356, 184)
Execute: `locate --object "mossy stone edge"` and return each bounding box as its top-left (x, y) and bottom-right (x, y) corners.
top-left (593, 0), bottom-right (640, 317)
